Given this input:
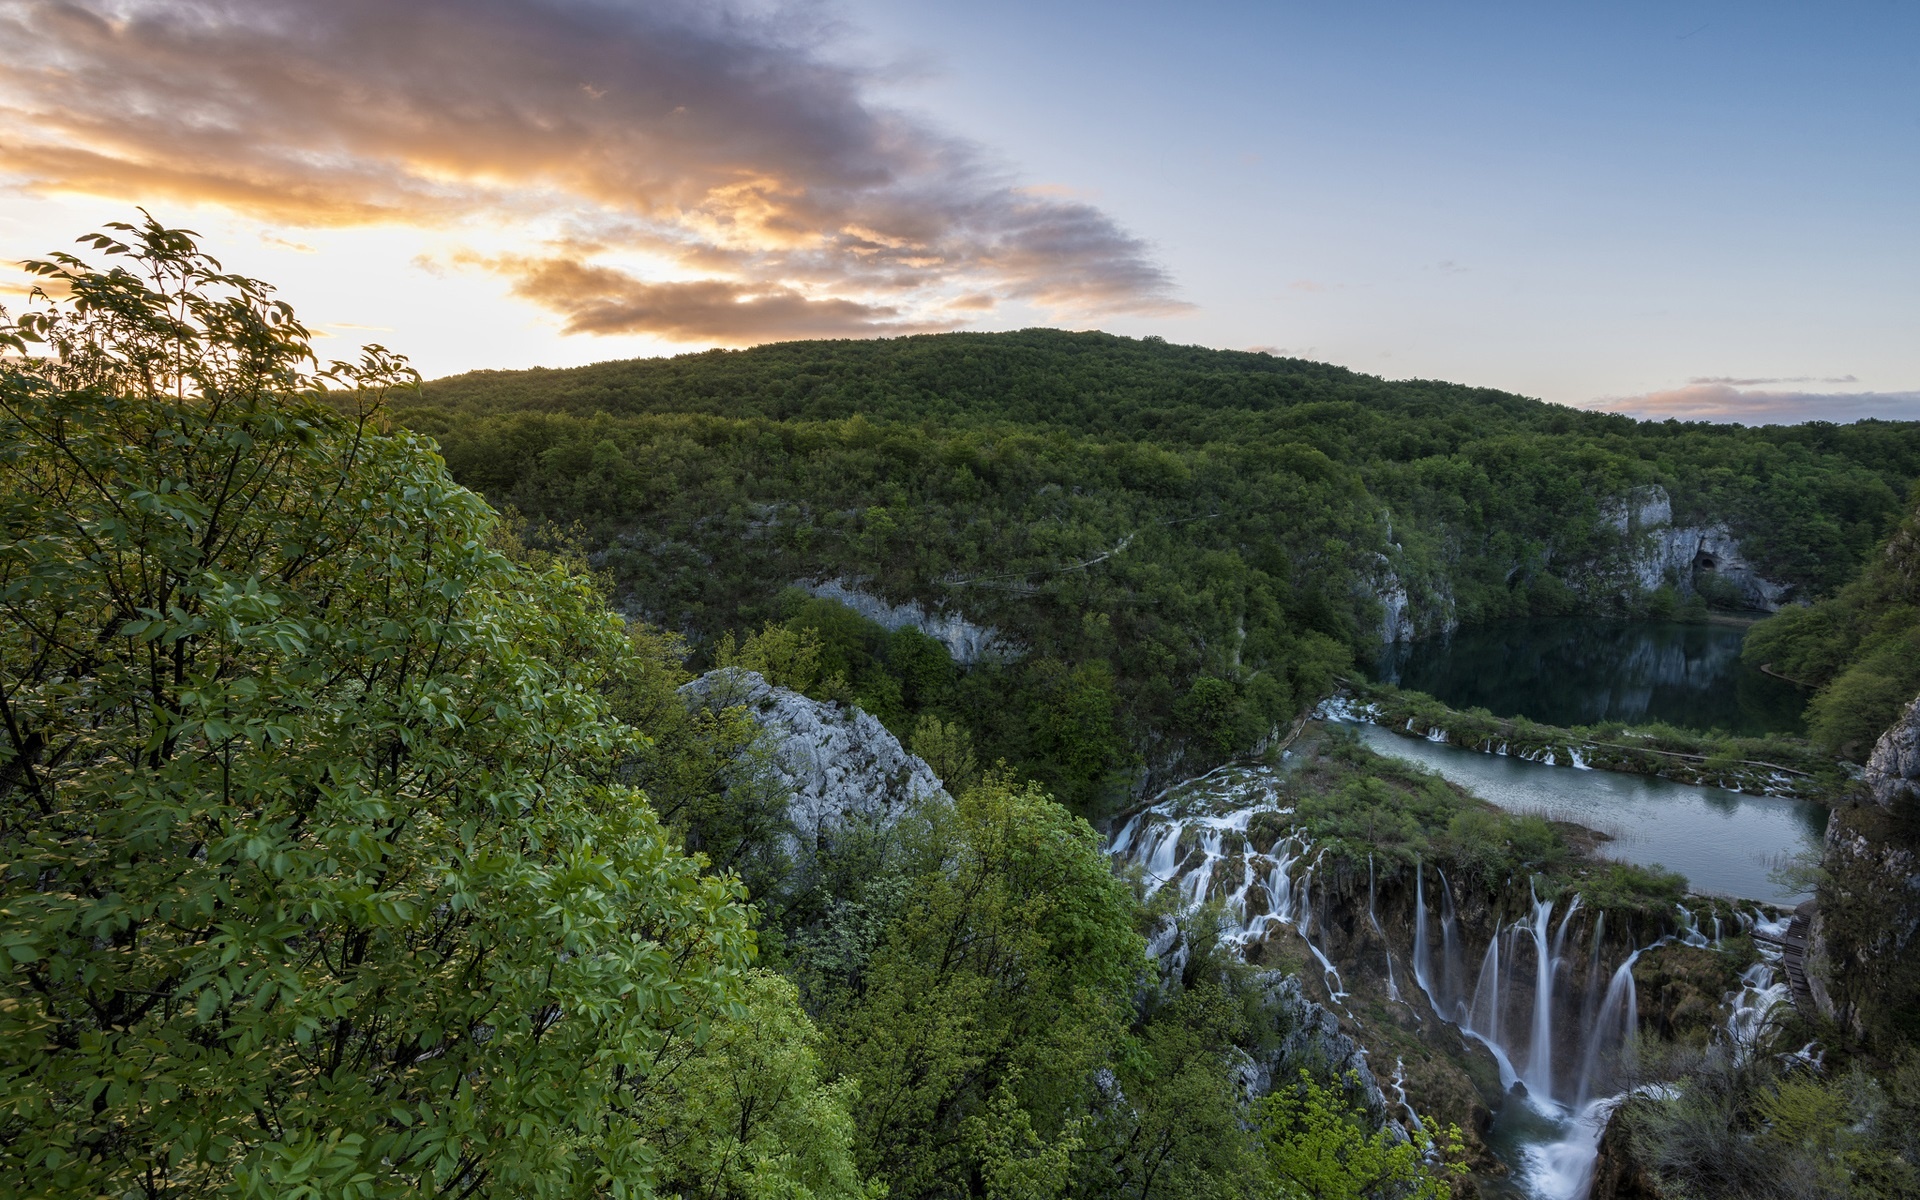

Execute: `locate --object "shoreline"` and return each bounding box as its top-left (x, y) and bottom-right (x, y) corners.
top-left (1322, 685), bottom-right (1846, 803)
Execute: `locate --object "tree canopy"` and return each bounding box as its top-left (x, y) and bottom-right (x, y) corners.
top-left (0, 217), bottom-right (811, 1198)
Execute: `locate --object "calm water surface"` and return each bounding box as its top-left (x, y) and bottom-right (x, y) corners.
top-left (1373, 618), bottom-right (1806, 736)
top-left (1344, 722), bottom-right (1826, 904)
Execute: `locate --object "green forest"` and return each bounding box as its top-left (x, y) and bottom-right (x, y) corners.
top-left (6, 219), bottom-right (1920, 1200)
top-left (404, 323), bottom-right (1920, 800)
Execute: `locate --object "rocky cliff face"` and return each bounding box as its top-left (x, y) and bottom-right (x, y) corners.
top-left (1239, 972), bottom-right (1390, 1118)
top-left (1863, 693), bottom-right (1920, 812)
top-left (1809, 692), bottom-right (1920, 1043)
top-left (1376, 485), bottom-right (1786, 643)
top-left (1601, 485), bottom-right (1789, 611)
top-left (1143, 913), bottom-right (1392, 1119)
top-left (798, 578), bottom-right (1013, 664)
top-left (1366, 552), bottom-right (1458, 645)
top-left (680, 668), bottom-right (948, 868)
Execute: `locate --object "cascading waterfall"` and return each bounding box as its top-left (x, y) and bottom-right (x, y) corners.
top-left (1106, 764), bottom-right (1777, 1200)
top-left (1725, 962), bottom-right (1789, 1062)
top-left (1525, 887), bottom-right (1556, 1103)
top-left (1581, 911), bottom-right (1606, 1035)
top-left (1469, 933), bottom-right (1503, 1047)
top-left (1107, 779), bottom-right (1353, 999)
top-left (1412, 862), bottom-right (1433, 996)
top-left (1576, 950), bottom-right (1641, 1107)
top-left (1389, 1059), bottom-right (1423, 1132)
top-left (1368, 853), bottom-right (1382, 934)
top-left (1438, 867), bottom-right (1466, 1016)
top-left (1552, 893), bottom-right (1582, 967)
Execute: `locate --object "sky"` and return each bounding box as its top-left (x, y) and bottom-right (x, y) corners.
top-left (0, 0), bottom-right (1915, 423)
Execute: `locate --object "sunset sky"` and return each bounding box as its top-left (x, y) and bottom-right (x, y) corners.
top-left (1, 0), bottom-right (1914, 422)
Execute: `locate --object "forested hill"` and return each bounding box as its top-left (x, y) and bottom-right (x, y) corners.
top-left (422, 329), bottom-right (1920, 588)
top-left (405, 330), bottom-right (1920, 802)
top-left (427, 328), bottom-right (1911, 465)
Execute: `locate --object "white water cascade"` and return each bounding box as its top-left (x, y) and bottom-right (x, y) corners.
top-left (1412, 861), bottom-right (1433, 997)
top-left (1438, 866), bottom-right (1465, 1014)
top-left (1526, 888), bottom-right (1558, 1103)
top-left (1106, 765), bottom-right (1784, 1200)
top-left (1575, 951), bottom-right (1641, 1107)
top-left (1105, 768), bottom-right (1353, 1000)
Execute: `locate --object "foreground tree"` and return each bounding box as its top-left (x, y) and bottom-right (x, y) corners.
top-left (0, 218), bottom-right (811, 1197)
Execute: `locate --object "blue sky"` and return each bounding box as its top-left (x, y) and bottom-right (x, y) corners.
top-left (0, 0), bottom-right (1913, 420)
top-left (843, 0), bottom-right (1920, 417)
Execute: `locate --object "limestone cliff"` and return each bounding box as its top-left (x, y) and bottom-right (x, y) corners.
top-left (1375, 484), bottom-right (1786, 643)
top-left (1863, 693), bottom-right (1920, 812)
top-left (1597, 485), bottom-right (1789, 611)
top-left (1238, 973), bottom-right (1390, 1120)
top-left (1141, 914), bottom-right (1390, 1118)
top-left (1809, 691), bottom-right (1920, 1044)
top-left (798, 578), bottom-right (1013, 664)
top-left (680, 668), bottom-right (948, 868)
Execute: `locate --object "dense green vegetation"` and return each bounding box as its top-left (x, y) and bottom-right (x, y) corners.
top-left (1744, 488), bottom-right (1920, 758)
top-left (14, 217), bottom-right (1919, 1199)
top-left (403, 330), bottom-right (1920, 798)
top-left (0, 223), bottom-right (782, 1197)
top-left (1617, 1031), bottom-right (1920, 1200)
top-left (1, 220), bottom-right (1481, 1198)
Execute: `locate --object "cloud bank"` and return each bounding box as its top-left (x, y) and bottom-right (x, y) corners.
top-left (1588, 382), bottom-right (1920, 425)
top-left (0, 0), bottom-right (1183, 343)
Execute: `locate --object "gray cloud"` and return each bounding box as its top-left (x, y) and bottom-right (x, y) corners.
top-left (0, 0), bottom-right (1184, 339)
top-left (1686, 374), bottom-right (1859, 386)
top-left (1586, 382), bottom-right (1920, 425)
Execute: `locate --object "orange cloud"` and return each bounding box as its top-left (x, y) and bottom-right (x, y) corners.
top-left (0, 0), bottom-right (1184, 341)
top-left (476, 254), bottom-right (952, 343)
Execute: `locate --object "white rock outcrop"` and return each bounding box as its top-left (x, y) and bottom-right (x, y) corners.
top-left (799, 578), bottom-right (1013, 665)
top-left (1864, 693), bottom-right (1920, 812)
top-left (1365, 555), bottom-right (1457, 644)
top-left (1605, 485), bottom-right (1791, 611)
top-left (679, 668), bottom-right (949, 864)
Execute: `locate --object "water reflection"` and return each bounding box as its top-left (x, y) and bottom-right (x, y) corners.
top-left (1373, 618), bottom-right (1806, 736)
top-left (1346, 722), bottom-right (1826, 904)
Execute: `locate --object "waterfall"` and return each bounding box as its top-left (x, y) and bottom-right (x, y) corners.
top-left (1552, 892), bottom-right (1582, 967)
top-left (1413, 862), bottom-right (1433, 997)
top-left (1525, 1095), bottom-right (1626, 1200)
top-left (1105, 772), bottom-right (1701, 1198)
top-left (1576, 949), bottom-right (1641, 1106)
top-left (1368, 853), bottom-right (1383, 934)
top-left (1106, 785), bottom-right (1346, 998)
top-left (1265, 839), bottom-right (1300, 925)
top-left (1437, 867), bottom-right (1465, 1017)
top-left (1725, 962), bottom-right (1788, 1061)
top-left (1143, 820), bottom-right (1187, 895)
top-left (1675, 903), bottom-right (1709, 948)
top-left (1179, 829), bottom-right (1222, 908)
top-left (1389, 1059), bottom-right (1423, 1132)
top-left (1469, 933), bottom-right (1502, 1046)
top-left (1581, 911), bottom-right (1606, 1035)
top-left (1525, 888), bottom-right (1556, 1102)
